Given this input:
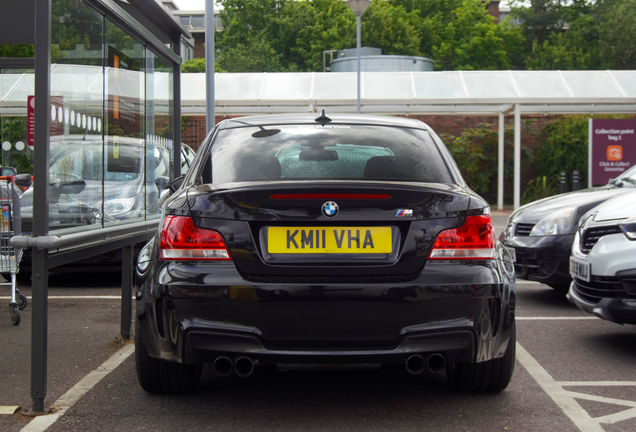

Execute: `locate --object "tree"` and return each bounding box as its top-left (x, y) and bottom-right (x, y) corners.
top-left (217, 0), bottom-right (422, 72)
top-left (525, 14), bottom-right (600, 70)
top-left (426, 0), bottom-right (522, 71)
top-left (181, 58), bottom-right (226, 73)
top-left (510, 0), bottom-right (596, 69)
top-left (597, 0), bottom-right (636, 69)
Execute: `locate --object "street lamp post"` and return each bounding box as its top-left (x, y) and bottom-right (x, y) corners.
top-left (345, 0), bottom-right (371, 114)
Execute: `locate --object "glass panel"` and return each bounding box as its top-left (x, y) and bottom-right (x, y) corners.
top-left (146, 50), bottom-right (173, 215)
top-left (104, 18), bottom-right (145, 224)
top-left (179, 16), bottom-right (190, 26)
top-left (0, 69), bottom-right (33, 176)
top-left (42, 0), bottom-right (105, 233)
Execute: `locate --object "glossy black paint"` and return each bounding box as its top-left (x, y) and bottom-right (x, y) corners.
top-left (136, 114), bottom-right (516, 370)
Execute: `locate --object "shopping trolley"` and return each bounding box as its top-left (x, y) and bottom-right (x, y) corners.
top-left (0, 175), bottom-right (27, 325)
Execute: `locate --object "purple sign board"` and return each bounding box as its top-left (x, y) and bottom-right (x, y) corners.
top-left (589, 119), bottom-right (636, 186)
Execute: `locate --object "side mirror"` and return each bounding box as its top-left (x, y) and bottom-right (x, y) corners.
top-left (170, 175), bottom-right (185, 193)
top-left (13, 174), bottom-right (33, 188)
top-left (0, 166), bottom-right (17, 177)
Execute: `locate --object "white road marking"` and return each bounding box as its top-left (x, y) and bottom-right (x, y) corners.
top-left (560, 382), bottom-right (636, 387)
top-left (516, 342), bottom-right (606, 432)
top-left (0, 296), bottom-right (124, 300)
top-left (518, 343), bottom-right (636, 431)
top-left (516, 316), bottom-right (597, 320)
top-left (19, 344), bottom-right (134, 432)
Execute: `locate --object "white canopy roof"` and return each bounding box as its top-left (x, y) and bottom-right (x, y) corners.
top-left (3, 67), bottom-right (636, 116)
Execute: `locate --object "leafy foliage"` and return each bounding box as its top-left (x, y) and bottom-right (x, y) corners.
top-left (534, 116), bottom-right (589, 187)
top-left (522, 174), bottom-right (560, 204)
top-left (441, 122), bottom-right (533, 205)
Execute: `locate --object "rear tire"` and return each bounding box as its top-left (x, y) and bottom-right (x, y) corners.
top-left (448, 322), bottom-right (516, 393)
top-left (135, 320), bottom-right (202, 394)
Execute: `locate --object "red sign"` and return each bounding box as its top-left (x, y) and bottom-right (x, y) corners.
top-left (590, 119), bottom-right (636, 186)
top-left (27, 95), bottom-right (65, 147)
top-left (27, 95), bottom-right (35, 146)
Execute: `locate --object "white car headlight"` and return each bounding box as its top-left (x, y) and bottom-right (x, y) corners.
top-left (529, 207), bottom-right (576, 236)
top-left (102, 197), bottom-right (136, 216)
top-left (619, 215), bottom-right (636, 240)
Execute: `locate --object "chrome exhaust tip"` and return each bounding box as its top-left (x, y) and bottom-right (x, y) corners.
top-left (234, 356), bottom-right (255, 378)
top-left (213, 356), bottom-right (233, 377)
top-left (405, 355), bottom-right (426, 375)
top-left (426, 353), bottom-right (446, 374)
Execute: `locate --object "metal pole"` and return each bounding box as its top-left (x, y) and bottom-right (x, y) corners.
top-left (120, 245), bottom-right (134, 340)
top-left (205, 0), bottom-right (215, 133)
top-left (173, 37), bottom-right (182, 178)
top-left (514, 104), bottom-right (521, 210)
top-left (356, 15), bottom-right (361, 114)
top-left (31, 0), bottom-right (52, 414)
top-left (498, 112), bottom-right (504, 211)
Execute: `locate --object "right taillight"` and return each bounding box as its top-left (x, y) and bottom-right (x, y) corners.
top-left (429, 215), bottom-right (496, 260)
top-left (160, 215), bottom-right (231, 260)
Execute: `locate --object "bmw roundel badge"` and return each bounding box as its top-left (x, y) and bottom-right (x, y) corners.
top-left (322, 201), bottom-right (339, 218)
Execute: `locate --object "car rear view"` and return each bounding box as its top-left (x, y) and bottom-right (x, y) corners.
top-left (135, 113), bottom-right (516, 394)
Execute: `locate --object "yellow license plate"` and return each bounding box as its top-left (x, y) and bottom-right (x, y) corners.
top-left (268, 227), bottom-right (392, 254)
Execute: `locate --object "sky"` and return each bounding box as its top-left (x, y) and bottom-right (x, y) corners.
top-left (173, 0), bottom-right (515, 11)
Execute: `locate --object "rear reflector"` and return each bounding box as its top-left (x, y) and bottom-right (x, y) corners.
top-left (160, 215), bottom-right (231, 260)
top-left (429, 215), bottom-right (496, 260)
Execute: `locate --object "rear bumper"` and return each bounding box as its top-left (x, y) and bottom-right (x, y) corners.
top-left (137, 260), bottom-right (516, 365)
top-left (181, 317), bottom-right (477, 364)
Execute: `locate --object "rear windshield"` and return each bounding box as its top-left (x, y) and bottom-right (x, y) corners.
top-left (204, 125), bottom-right (455, 184)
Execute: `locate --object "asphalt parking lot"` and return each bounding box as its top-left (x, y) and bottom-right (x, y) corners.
top-left (1, 213), bottom-right (635, 432)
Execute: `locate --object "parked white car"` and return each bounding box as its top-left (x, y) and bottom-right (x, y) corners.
top-left (567, 189), bottom-right (636, 324)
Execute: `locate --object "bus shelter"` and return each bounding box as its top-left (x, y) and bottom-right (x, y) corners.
top-left (0, 0), bottom-right (189, 414)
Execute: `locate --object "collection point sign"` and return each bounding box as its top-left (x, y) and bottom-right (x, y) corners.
top-left (589, 119), bottom-right (636, 186)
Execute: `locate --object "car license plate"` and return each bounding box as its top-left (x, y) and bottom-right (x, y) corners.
top-left (268, 227), bottom-right (392, 254)
top-left (507, 247), bottom-right (516, 262)
top-left (569, 256), bottom-right (590, 282)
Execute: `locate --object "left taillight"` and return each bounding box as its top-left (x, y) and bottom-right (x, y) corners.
top-left (160, 215), bottom-right (231, 261)
top-left (429, 215), bottom-right (496, 260)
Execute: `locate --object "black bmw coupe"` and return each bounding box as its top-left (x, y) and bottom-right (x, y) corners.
top-left (134, 113), bottom-right (517, 394)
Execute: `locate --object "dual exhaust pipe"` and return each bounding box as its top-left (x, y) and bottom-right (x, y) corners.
top-left (405, 353), bottom-right (446, 375)
top-left (213, 356), bottom-right (255, 378)
top-left (213, 353), bottom-right (445, 377)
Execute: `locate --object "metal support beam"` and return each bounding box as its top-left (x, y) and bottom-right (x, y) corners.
top-left (498, 112), bottom-right (504, 211)
top-left (514, 104), bottom-right (521, 210)
top-left (173, 36), bottom-right (182, 178)
top-left (31, 0), bottom-right (52, 414)
top-left (205, 0), bottom-right (215, 133)
top-left (356, 15), bottom-right (361, 114)
top-left (120, 245), bottom-right (134, 340)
